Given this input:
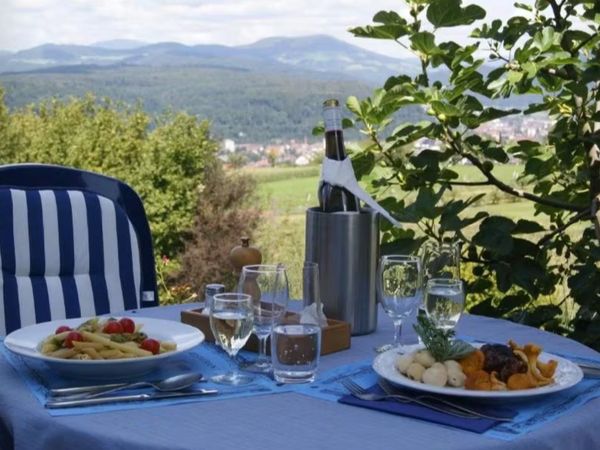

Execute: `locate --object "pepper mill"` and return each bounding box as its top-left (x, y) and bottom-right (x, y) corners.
top-left (229, 237), bottom-right (262, 300)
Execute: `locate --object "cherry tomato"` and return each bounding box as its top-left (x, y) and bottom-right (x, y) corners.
top-left (64, 331), bottom-right (84, 348)
top-left (102, 321), bottom-right (124, 334)
top-left (140, 338), bottom-right (160, 355)
top-left (55, 325), bottom-right (72, 334)
top-left (118, 317), bottom-right (135, 334)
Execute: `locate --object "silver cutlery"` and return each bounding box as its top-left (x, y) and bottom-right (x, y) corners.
top-left (46, 388), bottom-right (218, 408)
top-left (50, 373), bottom-right (205, 397)
top-left (52, 373), bottom-right (203, 401)
top-left (342, 379), bottom-right (475, 419)
top-left (342, 378), bottom-right (512, 422)
top-left (578, 363), bottom-right (600, 378)
top-left (377, 378), bottom-right (513, 422)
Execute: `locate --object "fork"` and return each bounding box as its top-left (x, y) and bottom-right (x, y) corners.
top-left (377, 379), bottom-right (513, 422)
top-left (341, 379), bottom-right (477, 419)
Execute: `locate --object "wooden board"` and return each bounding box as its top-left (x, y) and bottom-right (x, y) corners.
top-left (181, 308), bottom-right (351, 355)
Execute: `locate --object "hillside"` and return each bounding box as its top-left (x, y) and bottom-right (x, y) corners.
top-left (0, 36), bottom-right (425, 142)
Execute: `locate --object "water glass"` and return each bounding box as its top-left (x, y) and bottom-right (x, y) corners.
top-left (424, 278), bottom-right (464, 331)
top-left (271, 323), bottom-right (321, 384)
top-left (377, 255), bottom-right (421, 352)
top-left (209, 293), bottom-right (254, 385)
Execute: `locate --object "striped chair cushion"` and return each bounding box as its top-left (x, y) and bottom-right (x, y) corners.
top-left (0, 188), bottom-right (142, 335)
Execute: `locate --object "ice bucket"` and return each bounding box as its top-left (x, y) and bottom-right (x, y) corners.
top-left (305, 207), bottom-right (378, 335)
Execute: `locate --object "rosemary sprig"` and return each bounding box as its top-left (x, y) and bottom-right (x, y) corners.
top-left (413, 315), bottom-right (475, 362)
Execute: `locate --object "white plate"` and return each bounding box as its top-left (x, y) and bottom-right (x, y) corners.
top-left (4, 316), bottom-right (205, 380)
top-left (373, 345), bottom-right (583, 399)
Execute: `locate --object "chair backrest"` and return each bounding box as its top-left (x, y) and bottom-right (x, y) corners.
top-left (0, 163), bottom-right (158, 335)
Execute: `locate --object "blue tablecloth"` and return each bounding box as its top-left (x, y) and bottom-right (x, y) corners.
top-left (1, 303), bottom-right (600, 450)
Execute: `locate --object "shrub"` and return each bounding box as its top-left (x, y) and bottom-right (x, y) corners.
top-left (0, 91), bottom-right (216, 260)
top-left (173, 162), bottom-right (262, 296)
top-left (344, 1), bottom-right (600, 349)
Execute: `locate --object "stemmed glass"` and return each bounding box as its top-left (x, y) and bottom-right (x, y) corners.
top-left (209, 293), bottom-right (254, 385)
top-left (238, 264), bottom-right (289, 373)
top-left (377, 255), bottom-right (421, 353)
top-left (418, 240), bottom-right (461, 331)
top-left (420, 240), bottom-right (460, 284)
top-left (424, 278), bottom-right (465, 331)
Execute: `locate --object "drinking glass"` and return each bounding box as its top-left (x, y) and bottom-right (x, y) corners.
top-left (209, 293), bottom-right (254, 385)
top-left (238, 264), bottom-right (289, 373)
top-left (272, 323), bottom-right (321, 384)
top-left (377, 255), bottom-right (421, 352)
top-left (424, 278), bottom-right (465, 331)
top-left (420, 240), bottom-right (460, 284)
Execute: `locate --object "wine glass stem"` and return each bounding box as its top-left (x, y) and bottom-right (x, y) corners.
top-left (393, 320), bottom-right (402, 347)
top-left (257, 335), bottom-right (269, 364)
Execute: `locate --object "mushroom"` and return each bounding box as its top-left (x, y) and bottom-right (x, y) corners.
top-left (406, 362), bottom-right (426, 381)
top-left (395, 353), bottom-right (415, 375)
top-left (414, 350), bottom-right (436, 368)
top-left (422, 362), bottom-right (448, 387)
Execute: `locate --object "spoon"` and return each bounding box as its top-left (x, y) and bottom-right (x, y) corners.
top-left (60, 372), bottom-right (203, 400)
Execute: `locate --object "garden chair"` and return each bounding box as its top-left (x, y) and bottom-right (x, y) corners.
top-left (0, 163), bottom-right (158, 335)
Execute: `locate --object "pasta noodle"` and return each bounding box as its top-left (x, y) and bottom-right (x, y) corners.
top-left (39, 317), bottom-right (177, 360)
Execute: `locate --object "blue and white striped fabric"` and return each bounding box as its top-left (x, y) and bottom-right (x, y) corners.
top-left (0, 188), bottom-right (142, 336)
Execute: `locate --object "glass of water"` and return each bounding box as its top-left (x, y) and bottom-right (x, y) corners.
top-left (378, 255), bottom-right (421, 352)
top-left (271, 323), bottom-right (321, 384)
top-left (424, 278), bottom-right (464, 331)
top-left (209, 293), bottom-right (254, 385)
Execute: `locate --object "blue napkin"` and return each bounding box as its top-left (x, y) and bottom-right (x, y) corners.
top-left (338, 384), bottom-right (516, 433)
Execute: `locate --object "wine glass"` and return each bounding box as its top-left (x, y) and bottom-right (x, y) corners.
top-left (424, 278), bottom-right (465, 331)
top-left (238, 264), bottom-right (289, 373)
top-left (420, 240), bottom-right (460, 284)
top-left (418, 240), bottom-right (461, 331)
top-left (377, 255), bottom-right (421, 353)
top-left (209, 293), bottom-right (254, 385)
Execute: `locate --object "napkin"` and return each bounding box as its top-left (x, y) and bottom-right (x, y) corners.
top-left (299, 303), bottom-right (328, 327)
top-left (338, 384), bottom-right (516, 433)
top-left (320, 157), bottom-right (401, 227)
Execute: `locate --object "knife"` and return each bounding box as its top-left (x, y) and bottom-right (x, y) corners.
top-left (579, 364), bottom-right (600, 378)
top-left (46, 388), bottom-right (218, 409)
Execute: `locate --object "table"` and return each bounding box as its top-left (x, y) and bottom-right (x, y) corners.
top-left (1, 303), bottom-right (599, 450)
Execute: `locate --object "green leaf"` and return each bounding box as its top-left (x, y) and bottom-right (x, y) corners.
top-left (427, 0), bottom-right (486, 28)
top-left (483, 145), bottom-right (509, 163)
top-left (469, 299), bottom-right (495, 316)
top-left (351, 151), bottom-right (375, 180)
top-left (346, 96), bottom-right (362, 116)
top-left (430, 100), bottom-right (461, 117)
top-left (533, 27), bottom-right (559, 52)
top-left (415, 187), bottom-right (439, 218)
top-left (312, 122), bottom-right (324, 136)
top-left (472, 216), bottom-right (515, 255)
top-left (410, 32), bottom-right (442, 56)
top-left (507, 70), bottom-right (524, 84)
top-left (513, 219), bottom-right (545, 234)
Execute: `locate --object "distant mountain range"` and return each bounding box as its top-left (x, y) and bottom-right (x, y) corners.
top-left (0, 35), bottom-right (417, 84)
top-left (0, 35), bottom-right (527, 142)
top-left (0, 35), bottom-right (427, 141)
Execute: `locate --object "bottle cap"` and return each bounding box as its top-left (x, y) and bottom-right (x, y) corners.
top-left (322, 99), bottom-right (339, 107)
top-left (205, 284), bottom-right (225, 298)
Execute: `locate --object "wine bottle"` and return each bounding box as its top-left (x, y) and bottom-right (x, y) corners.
top-left (318, 99), bottom-right (360, 212)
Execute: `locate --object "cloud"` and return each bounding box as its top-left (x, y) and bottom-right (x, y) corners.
top-left (0, 0), bottom-right (518, 55)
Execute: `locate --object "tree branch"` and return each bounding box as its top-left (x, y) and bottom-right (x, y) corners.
top-left (537, 209), bottom-right (590, 246)
top-left (438, 180), bottom-right (491, 186)
top-left (444, 130), bottom-right (586, 212)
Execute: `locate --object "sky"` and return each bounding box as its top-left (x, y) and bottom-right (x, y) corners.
top-left (0, 0), bottom-right (518, 56)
